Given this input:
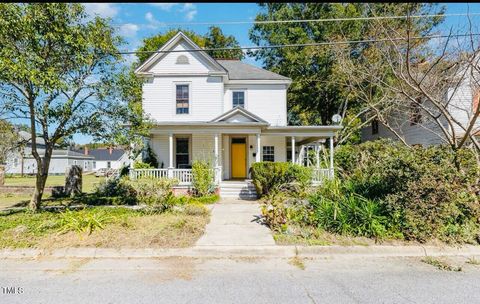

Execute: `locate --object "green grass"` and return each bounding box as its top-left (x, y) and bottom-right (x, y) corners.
top-left (1, 175), bottom-right (105, 209)
top-left (0, 207), bottom-right (209, 249)
top-left (5, 174), bottom-right (103, 193)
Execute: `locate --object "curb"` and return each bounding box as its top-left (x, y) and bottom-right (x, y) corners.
top-left (1, 245), bottom-right (480, 259)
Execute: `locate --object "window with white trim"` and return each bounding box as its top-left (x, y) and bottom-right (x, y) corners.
top-left (262, 146), bottom-right (275, 162)
top-left (232, 91), bottom-right (245, 108)
top-left (176, 84), bottom-right (189, 114)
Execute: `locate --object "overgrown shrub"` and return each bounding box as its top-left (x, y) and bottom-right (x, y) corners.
top-left (191, 160), bottom-right (215, 197)
top-left (333, 140), bottom-right (480, 243)
top-left (263, 140), bottom-right (480, 244)
top-left (124, 177), bottom-right (179, 212)
top-left (251, 162), bottom-right (312, 197)
top-left (133, 161), bottom-right (153, 169)
top-left (93, 177), bottom-right (137, 205)
top-left (143, 145), bottom-right (159, 168)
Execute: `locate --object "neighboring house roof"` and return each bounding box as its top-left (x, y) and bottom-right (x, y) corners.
top-left (75, 148), bottom-right (126, 162)
top-left (217, 60), bottom-right (291, 81)
top-left (18, 130), bottom-right (46, 146)
top-left (21, 149), bottom-right (94, 159)
top-left (210, 106), bottom-right (269, 124)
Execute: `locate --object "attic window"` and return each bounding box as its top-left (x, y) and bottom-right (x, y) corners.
top-left (176, 55), bottom-right (189, 64)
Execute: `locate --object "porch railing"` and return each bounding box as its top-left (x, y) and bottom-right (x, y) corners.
top-left (312, 168), bottom-right (334, 185)
top-left (129, 167), bottom-right (222, 186)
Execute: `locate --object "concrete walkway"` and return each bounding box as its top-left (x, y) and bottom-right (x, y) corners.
top-left (195, 199), bottom-right (275, 246)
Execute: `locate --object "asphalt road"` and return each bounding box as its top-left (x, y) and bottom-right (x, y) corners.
top-left (1, 256), bottom-right (479, 304)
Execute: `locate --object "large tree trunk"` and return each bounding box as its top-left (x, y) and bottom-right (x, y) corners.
top-left (29, 170), bottom-right (47, 211)
top-left (29, 148), bottom-right (52, 211)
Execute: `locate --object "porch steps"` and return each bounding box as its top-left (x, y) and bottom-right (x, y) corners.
top-left (219, 181), bottom-right (258, 200)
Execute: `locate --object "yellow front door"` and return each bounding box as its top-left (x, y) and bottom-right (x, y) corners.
top-left (231, 142), bottom-right (246, 178)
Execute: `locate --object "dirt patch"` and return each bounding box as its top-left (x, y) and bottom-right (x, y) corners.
top-left (37, 213), bottom-right (209, 249)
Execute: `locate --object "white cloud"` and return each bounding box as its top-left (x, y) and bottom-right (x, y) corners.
top-left (150, 3), bottom-right (178, 11)
top-left (185, 10), bottom-right (197, 21)
top-left (182, 3), bottom-right (195, 11)
top-left (119, 23), bottom-right (139, 38)
top-left (148, 3), bottom-right (197, 22)
top-left (181, 3), bottom-right (197, 21)
top-left (145, 12), bottom-right (165, 29)
top-left (83, 3), bottom-right (119, 18)
top-left (145, 12), bottom-right (155, 23)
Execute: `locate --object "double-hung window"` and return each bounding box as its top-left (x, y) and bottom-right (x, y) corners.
top-left (176, 84), bottom-right (189, 114)
top-left (262, 146), bottom-right (275, 162)
top-left (232, 91), bottom-right (245, 108)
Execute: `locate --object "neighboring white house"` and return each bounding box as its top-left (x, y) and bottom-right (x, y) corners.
top-left (5, 131), bottom-right (94, 175)
top-left (74, 147), bottom-right (129, 171)
top-left (131, 31), bottom-right (341, 189)
top-left (362, 70), bottom-right (480, 146)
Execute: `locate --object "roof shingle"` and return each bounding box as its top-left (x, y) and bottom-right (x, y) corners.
top-left (217, 60), bottom-right (291, 81)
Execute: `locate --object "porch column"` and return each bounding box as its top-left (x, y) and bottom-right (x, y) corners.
top-left (316, 141), bottom-right (321, 169)
top-left (214, 133), bottom-right (220, 184)
top-left (256, 134), bottom-right (261, 162)
top-left (291, 136), bottom-right (296, 164)
top-left (168, 133), bottom-right (174, 178)
top-left (214, 134), bottom-right (219, 167)
top-left (329, 136), bottom-right (334, 178)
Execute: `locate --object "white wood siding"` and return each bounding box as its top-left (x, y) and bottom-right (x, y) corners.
top-left (143, 76), bottom-right (224, 122)
top-left (192, 134), bottom-right (216, 163)
top-left (224, 84), bottom-right (287, 126)
top-left (150, 134), bottom-right (169, 168)
top-left (149, 41), bottom-right (214, 74)
top-left (447, 81), bottom-right (480, 138)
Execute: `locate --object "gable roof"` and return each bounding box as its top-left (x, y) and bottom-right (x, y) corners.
top-left (217, 60), bottom-right (291, 81)
top-left (210, 106), bottom-right (269, 124)
top-left (74, 148), bottom-right (126, 161)
top-left (135, 31), bottom-right (227, 75)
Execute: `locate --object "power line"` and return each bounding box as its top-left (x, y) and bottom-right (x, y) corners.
top-left (116, 33), bottom-right (480, 55)
top-left (112, 12), bottom-right (480, 28)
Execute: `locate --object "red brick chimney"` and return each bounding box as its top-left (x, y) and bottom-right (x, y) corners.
top-left (84, 146), bottom-right (89, 155)
top-left (109, 146), bottom-right (113, 155)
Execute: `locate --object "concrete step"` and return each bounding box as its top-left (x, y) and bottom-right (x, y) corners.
top-left (219, 181), bottom-right (258, 200)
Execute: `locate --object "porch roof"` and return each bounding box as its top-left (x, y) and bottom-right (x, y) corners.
top-left (150, 122), bottom-right (341, 137)
top-left (264, 126), bottom-right (342, 137)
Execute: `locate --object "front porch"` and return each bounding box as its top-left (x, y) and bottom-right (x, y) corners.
top-left (130, 123), bottom-right (341, 186)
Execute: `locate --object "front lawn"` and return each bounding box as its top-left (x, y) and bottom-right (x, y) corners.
top-left (4, 174), bottom-right (102, 193)
top-left (0, 206), bottom-right (210, 249)
top-left (1, 175), bottom-right (106, 210)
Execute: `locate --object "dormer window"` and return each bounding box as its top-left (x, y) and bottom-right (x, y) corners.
top-left (176, 55), bottom-right (189, 64)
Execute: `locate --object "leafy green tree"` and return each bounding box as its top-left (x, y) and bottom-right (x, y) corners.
top-left (249, 3), bottom-right (445, 140)
top-left (136, 29), bottom-right (206, 64)
top-left (204, 26), bottom-right (244, 60)
top-left (0, 3), bottom-right (126, 210)
top-left (0, 120), bottom-right (18, 164)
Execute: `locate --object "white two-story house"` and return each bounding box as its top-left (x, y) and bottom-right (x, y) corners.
top-left (132, 32), bottom-right (341, 194)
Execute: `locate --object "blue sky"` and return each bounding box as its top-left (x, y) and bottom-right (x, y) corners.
top-left (72, 2), bottom-right (480, 144)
